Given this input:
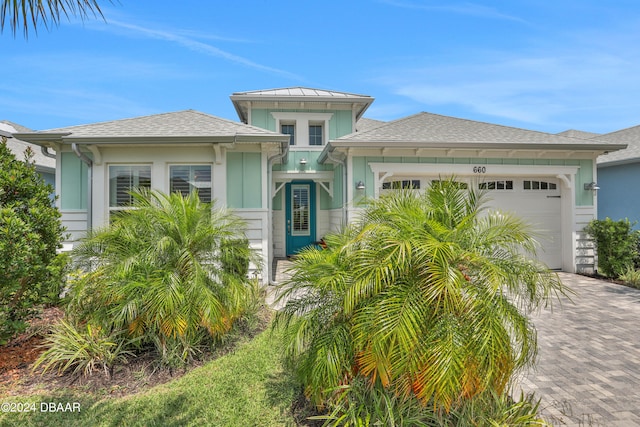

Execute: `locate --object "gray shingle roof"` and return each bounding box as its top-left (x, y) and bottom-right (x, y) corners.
top-left (355, 118), bottom-right (386, 133)
top-left (32, 110), bottom-right (282, 139)
top-left (594, 125), bottom-right (640, 165)
top-left (0, 121), bottom-right (55, 170)
top-left (557, 129), bottom-right (602, 139)
top-left (336, 112), bottom-right (623, 148)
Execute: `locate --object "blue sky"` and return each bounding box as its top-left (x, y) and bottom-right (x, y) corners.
top-left (2, 0), bottom-right (640, 134)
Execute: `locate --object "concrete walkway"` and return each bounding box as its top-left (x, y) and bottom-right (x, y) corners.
top-left (265, 258), bottom-right (294, 311)
top-left (515, 273), bottom-right (640, 426)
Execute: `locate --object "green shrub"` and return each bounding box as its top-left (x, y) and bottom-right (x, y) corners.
top-left (275, 181), bottom-right (565, 411)
top-left (69, 189), bottom-right (260, 368)
top-left (315, 377), bottom-right (435, 426)
top-left (0, 138), bottom-right (65, 344)
top-left (619, 267), bottom-right (640, 289)
top-left (34, 320), bottom-right (136, 379)
top-left (314, 379), bottom-right (549, 427)
top-left (585, 218), bottom-right (640, 278)
top-left (220, 237), bottom-right (251, 277)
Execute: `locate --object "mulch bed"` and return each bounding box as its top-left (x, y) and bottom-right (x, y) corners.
top-left (0, 306), bottom-right (272, 399)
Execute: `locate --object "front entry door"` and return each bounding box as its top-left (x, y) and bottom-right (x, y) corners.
top-left (285, 181), bottom-right (316, 256)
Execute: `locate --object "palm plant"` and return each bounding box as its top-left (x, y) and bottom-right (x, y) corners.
top-left (1, 0), bottom-right (109, 37)
top-left (275, 178), bottom-right (566, 412)
top-left (69, 189), bottom-right (258, 365)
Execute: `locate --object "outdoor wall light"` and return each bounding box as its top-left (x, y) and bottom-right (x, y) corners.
top-left (584, 182), bottom-right (600, 191)
top-left (355, 181), bottom-right (365, 190)
top-left (299, 158), bottom-right (307, 165)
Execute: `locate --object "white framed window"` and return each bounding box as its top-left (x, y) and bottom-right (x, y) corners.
top-left (382, 179), bottom-right (421, 190)
top-left (169, 165), bottom-right (212, 202)
top-left (271, 112), bottom-right (333, 148)
top-left (309, 124), bottom-right (323, 146)
top-left (281, 123), bottom-right (295, 146)
top-left (523, 180), bottom-right (557, 190)
top-left (109, 165), bottom-right (151, 212)
top-left (291, 184), bottom-right (310, 236)
top-left (479, 180), bottom-right (514, 190)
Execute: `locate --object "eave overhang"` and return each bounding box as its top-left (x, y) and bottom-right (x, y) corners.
top-left (318, 140), bottom-right (628, 164)
top-left (14, 133), bottom-right (290, 147)
top-left (230, 94), bottom-right (374, 124)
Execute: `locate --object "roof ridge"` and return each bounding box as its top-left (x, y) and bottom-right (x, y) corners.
top-left (43, 109), bottom-right (204, 132)
top-left (342, 111), bottom-right (594, 143)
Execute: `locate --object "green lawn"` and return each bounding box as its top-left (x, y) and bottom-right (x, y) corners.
top-left (0, 327), bottom-right (300, 427)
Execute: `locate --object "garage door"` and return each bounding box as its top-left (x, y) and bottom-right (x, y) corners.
top-left (382, 176), bottom-right (563, 269)
top-left (479, 177), bottom-right (562, 269)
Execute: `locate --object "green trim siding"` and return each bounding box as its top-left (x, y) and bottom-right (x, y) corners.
top-left (351, 156), bottom-right (595, 206)
top-left (60, 152), bottom-right (88, 210)
top-left (226, 152), bottom-right (262, 209)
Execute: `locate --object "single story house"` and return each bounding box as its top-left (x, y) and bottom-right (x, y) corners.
top-left (15, 87), bottom-right (626, 281)
top-left (1, 120), bottom-right (56, 189)
top-left (588, 125), bottom-right (640, 229)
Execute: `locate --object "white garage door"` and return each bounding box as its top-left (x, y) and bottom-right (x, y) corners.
top-left (381, 176), bottom-right (564, 270)
top-left (479, 177), bottom-right (562, 270)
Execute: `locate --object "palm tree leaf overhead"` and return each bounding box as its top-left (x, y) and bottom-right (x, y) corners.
top-left (1, 0), bottom-right (109, 37)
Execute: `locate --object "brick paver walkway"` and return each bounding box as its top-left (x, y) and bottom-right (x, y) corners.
top-left (515, 273), bottom-right (640, 426)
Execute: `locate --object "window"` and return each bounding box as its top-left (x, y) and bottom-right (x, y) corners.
top-left (309, 124), bottom-right (323, 146)
top-left (431, 180), bottom-right (468, 190)
top-left (170, 165), bottom-right (212, 202)
top-left (523, 180), bottom-right (557, 190)
top-left (292, 184), bottom-right (310, 236)
top-left (382, 179), bottom-right (421, 189)
top-left (479, 180), bottom-right (513, 190)
top-left (281, 124), bottom-right (295, 146)
top-left (109, 165), bottom-right (151, 210)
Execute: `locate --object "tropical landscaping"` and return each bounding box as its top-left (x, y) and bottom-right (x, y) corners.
top-left (6, 134), bottom-right (640, 425)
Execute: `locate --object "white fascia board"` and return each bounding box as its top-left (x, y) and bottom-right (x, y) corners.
top-left (368, 162), bottom-right (580, 179)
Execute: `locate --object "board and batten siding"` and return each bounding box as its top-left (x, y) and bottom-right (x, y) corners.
top-left (226, 152), bottom-right (262, 209)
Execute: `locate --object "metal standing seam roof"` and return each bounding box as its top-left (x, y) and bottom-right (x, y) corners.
top-left (594, 125), bottom-right (640, 165)
top-left (20, 110), bottom-right (285, 140)
top-left (231, 86), bottom-right (373, 99)
top-left (333, 112), bottom-right (626, 149)
top-left (230, 87), bottom-right (375, 123)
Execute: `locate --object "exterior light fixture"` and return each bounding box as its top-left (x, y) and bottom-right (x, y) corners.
top-left (355, 181), bottom-right (365, 190)
top-left (584, 182), bottom-right (600, 191)
top-left (299, 158), bottom-right (307, 165)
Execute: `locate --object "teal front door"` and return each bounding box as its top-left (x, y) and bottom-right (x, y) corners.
top-left (285, 181), bottom-right (316, 256)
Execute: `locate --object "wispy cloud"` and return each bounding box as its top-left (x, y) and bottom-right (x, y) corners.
top-left (378, 0), bottom-right (528, 23)
top-left (375, 26), bottom-right (640, 132)
top-left (0, 84), bottom-right (153, 128)
top-left (102, 20), bottom-right (303, 81)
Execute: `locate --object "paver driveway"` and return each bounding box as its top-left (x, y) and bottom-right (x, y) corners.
top-left (515, 273), bottom-right (640, 426)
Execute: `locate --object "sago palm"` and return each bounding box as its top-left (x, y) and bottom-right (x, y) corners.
top-left (275, 178), bottom-right (566, 411)
top-left (71, 189), bottom-right (257, 364)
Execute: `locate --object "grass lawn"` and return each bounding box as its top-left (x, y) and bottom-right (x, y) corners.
top-left (0, 326), bottom-right (300, 427)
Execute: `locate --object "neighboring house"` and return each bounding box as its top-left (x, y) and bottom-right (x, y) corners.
top-left (15, 87), bottom-right (626, 281)
top-left (1, 121), bottom-right (56, 190)
top-left (589, 125), bottom-right (640, 228)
